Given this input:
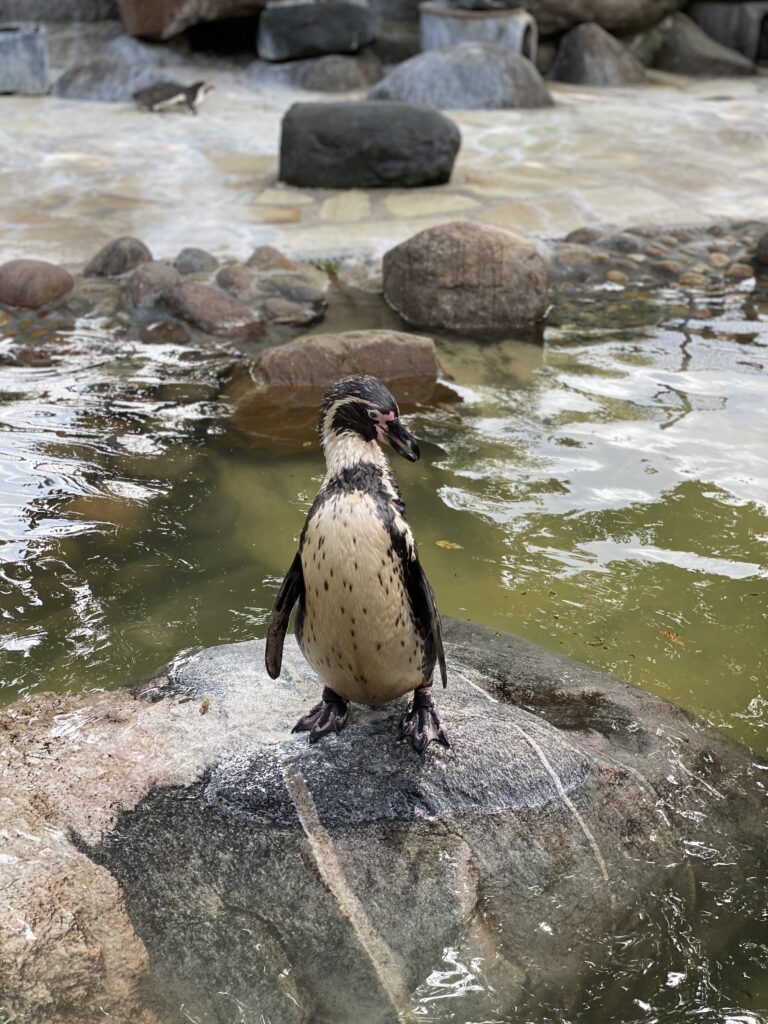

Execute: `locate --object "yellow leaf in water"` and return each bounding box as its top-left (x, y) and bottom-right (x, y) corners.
top-left (435, 539), bottom-right (463, 550)
top-left (660, 629), bottom-right (685, 647)
top-left (302, 441), bottom-right (313, 448)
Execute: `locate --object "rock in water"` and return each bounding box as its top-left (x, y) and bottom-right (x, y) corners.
top-left (0, 23), bottom-right (48, 95)
top-left (513, 0), bottom-right (687, 34)
top-left (383, 220), bottom-right (549, 333)
top-left (257, 1), bottom-right (376, 61)
top-left (652, 12), bottom-right (756, 74)
top-left (369, 42), bottom-right (553, 109)
top-left (0, 259), bottom-right (74, 308)
top-left (551, 23), bottom-right (647, 85)
top-left (117, 0), bottom-right (265, 41)
top-left (84, 236), bottom-right (152, 277)
top-left (279, 101), bottom-right (461, 188)
top-left (1, 620), bottom-right (764, 1023)
top-left (166, 280), bottom-right (264, 339)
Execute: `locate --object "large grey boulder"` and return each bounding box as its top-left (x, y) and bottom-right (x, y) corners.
top-left (1, 620), bottom-right (764, 1023)
top-left (0, 259), bottom-right (74, 308)
top-left (383, 220), bottom-right (550, 333)
top-left (551, 22), bottom-right (647, 84)
top-left (257, 1), bottom-right (376, 62)
top-left (369, 42), bottom-right (553, 109)
top-left (0, 23), bottom-right (48, 95)
top-left (652, 12), bottom-right (756, 74)
top-left (279, 101), bottom-right (461, 188)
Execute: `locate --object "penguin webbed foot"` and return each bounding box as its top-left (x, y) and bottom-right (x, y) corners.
top-left (292, 687), bottom-right (349, 743)
top-left (401, 686), bottom-right (449, 755)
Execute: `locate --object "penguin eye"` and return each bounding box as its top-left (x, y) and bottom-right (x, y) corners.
top-left (367, 408), bottom-right (379, 421)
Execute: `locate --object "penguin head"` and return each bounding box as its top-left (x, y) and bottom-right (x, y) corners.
top-left (319, 375), bottom-right (420, 462)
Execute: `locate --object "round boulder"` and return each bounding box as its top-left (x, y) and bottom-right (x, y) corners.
top-left (279, 101), bottom-right (461, 188)
top-left (173, 246), bottom-right (219, 274)
top-left (0, 259), bottom-right (74, 309)
top-left (369, 42), bottom-right (553, 109)
top-left (1, 620), bottom-right (764, 1022)
top-left (551, 23), bottom-right (647, 85)
top-left (84, 236), bottom-right (153, 277)
top-left (383, 220), bottom-right (550, 334)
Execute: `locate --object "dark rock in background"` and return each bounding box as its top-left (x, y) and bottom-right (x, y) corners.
top-left (116, 0), bottom-right (266, 41)
top-left (173, 246), bottom-right (219, 274)
top-left (369, 42), bottom-right (553, 110)
top-left (84, 236), bottom-right (153, 276)
top-left (296, 51), bottom-right (383, 91)
top-left (652, 12), bottom-right (756, 74)
top-left (509, 0), bottom-right (688, 35)
top-left (0, 23), bottom-right (49, 95)
top-left (0, 0), bottom-right (117, 18)
top-left (257, 1), bottom-right (375, 62)
top-left (551, 22), bottom-right (647, 84)
top-left (383, 220), bottom-right (550, 334)
top-left (279, 101), bottom-right (461, 188)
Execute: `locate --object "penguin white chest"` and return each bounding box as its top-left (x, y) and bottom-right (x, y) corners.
top-left (299, 491), bottom-right (425, 704)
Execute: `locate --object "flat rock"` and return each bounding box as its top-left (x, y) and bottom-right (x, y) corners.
top-left (383, 220), bottom-right (550, 334)
top-left (257, 1), bottom-right (376, 62)
top-left (117, 0), bottom-right (266, 40)
top-left (279, 101), bottom-right (461, 188)
top-left (167, 280), bottom-right (264, 339)
top-left (551, 23), bottom-right (647, 85)
top-left (0, 259), bottom-right (74, 309)
top-left (652, 12), bottom-right (756, 74)
top-left (84, 236), bottom-right (152, 277)
top-left (1, 620), bottom-right (764, 1023)
top-left (252, 327), bottom-right (439, 388)
top-left (369, 42), bottom-right (553, 109)
top-left (126, 260), bottom-right (180, 309)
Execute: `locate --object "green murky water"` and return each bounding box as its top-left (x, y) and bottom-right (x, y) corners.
top-left (1, 284), bottom-right (767, 1024)
top-left (2, 286), bottom-right (766, 754)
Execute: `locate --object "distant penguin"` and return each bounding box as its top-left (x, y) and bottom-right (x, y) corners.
top-left (133, 80), bottom-right (214, 114)
top-left (266, 375), bottom-right (449, 753)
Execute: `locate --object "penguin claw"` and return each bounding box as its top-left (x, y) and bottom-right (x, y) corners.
top-left (292, 688), bottom-right (349, 743)
top-left (401, 688), bottom-right (450, 754)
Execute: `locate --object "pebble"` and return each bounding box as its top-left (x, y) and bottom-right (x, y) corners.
top-left (606, 270), bottom-right (629, 285)
top-left (726, 263), bottom-right (754, 280)
top-left (707, 253), bottom-right (729, 268)
top-left (652, 259), bottom-right (684, 275)
top-left (678, 271), bottom-right (707, 287)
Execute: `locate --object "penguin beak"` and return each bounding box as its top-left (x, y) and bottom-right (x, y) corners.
top-left (385, 417), bottom-right (420, 462)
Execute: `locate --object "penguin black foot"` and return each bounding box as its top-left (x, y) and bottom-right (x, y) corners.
top-left (292, 686), bottom-right (349, 744)
top-left (401, 686), bottom-right (450, 754)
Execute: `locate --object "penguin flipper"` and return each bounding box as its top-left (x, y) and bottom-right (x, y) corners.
top-left (265, 552), bottom-right (304, 679)
top-left (405, 556), bottom-right (447, 689)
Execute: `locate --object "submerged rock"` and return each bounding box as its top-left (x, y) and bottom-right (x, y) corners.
top-left (166, 280), bottom-right (264, 339)
top-left (279, 101), bottom-right (461, 188)
top-left (172, 246), bottom-right (219, 274)
top-left (0, 259), bottom-right (74, 309)
top-left (652, 12), bottom-right (756, 74)
top-left (257, 1), bottom-right (376, 62)
top-left (1, 620), bottom-right (764, 1023)
top-left (551, 23), bottom-right (647, 85)
top-left (383, 220), bottom-right (550, 334)
top-left (369, 43), bottom-right (553, 109)
top-left (84, 236), bottom-right (152, 277)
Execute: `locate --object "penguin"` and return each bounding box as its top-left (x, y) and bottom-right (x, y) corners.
top-left (265, 374), bottom-right (448, 753)
top-left (133, 80), bottom-right (214, 114)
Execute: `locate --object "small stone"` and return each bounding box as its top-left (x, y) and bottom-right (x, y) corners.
top-left (263, 297), bottom-right (322, 326)
top-left (167, 281), bottom-right (264, 339)
top-left (652, 259), bottom-right (684, 275)
top-left (139, 321), bottom-right (192, 345)
top-left (246, 246), bottom-right (299, 272)
top-left (173, 248), bottom-right (219, 275)
top-left (0, 259), bottom-right (74, 309)
top-left (645, 243), bottom-right (669, 258)
top-left (628, 253), bottom-right (647, 264)
top-left (726, 263), bottom-right (754, 280)
top-left (707, 252), bottom-right (729, 269)
top-left (678, 271), bottom-right (707, 287)
top-left (606, 270), bottom-right (629, 285)
top-left (84, 237), bottom-right (152, 278)
top-left (564, 227), bottom-right (603, 245)
top-left (127, 262), bottom-right (180, 309)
